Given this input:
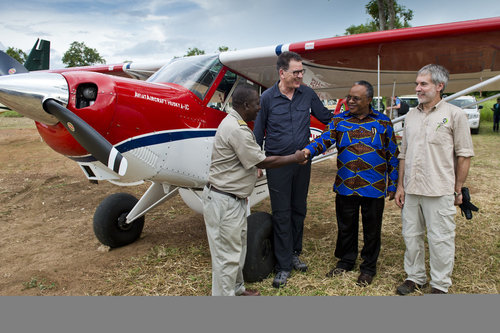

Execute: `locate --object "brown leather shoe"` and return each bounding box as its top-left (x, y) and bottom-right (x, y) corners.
top-left (239, 289), bottom-right (261, 296)
top-left (326, 267), bottom-right (347, 277)
top-left (396, 280), bottom-right (424, 295)
top-left (430, 288), bottom-right (447, 294)
top-left (357, 272), bottom-right (374, 286)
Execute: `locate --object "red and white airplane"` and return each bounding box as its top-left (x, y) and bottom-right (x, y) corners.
top-left (1, 17), bottom-right (499, 281)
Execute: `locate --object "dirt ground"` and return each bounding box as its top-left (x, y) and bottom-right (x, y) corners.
top-left (0, 117), bottom-right (208, 295)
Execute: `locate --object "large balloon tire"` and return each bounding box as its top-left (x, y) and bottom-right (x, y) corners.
top-left (243, 212), bottom-right (275, 283)
top-left (93, 193), bottom-right (145, 248)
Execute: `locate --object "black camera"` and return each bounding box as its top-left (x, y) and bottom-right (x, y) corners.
top-left (459, 187), bottom-right (478, 220)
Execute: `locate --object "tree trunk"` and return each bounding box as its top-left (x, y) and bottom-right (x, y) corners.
top-left (387, 0), bottom-right (396, 29)
top-left (377, 0), bottom-right (386, 30)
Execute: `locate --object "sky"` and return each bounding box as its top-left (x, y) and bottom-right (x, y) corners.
top-left (1, 0), bottom-right (499, 69)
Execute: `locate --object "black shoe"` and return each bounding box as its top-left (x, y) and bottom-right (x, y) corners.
top-left (292, 255), bottom-right (308, 272)
top-left (326, 267), bottom-right (347, 277)
top-left (356, 272), bottom-right (374, 286)
top-left (272, 271), bottom-right (291, 288)
top-left (396, 280), bottom-right (424, 295)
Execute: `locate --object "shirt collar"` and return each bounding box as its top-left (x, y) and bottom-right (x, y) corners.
top-left (228, 107), bottom-right (245, 123)
top-left (271, 81), bottom-right (304, 98)
top-left (417, 99), bottom-right (444, 113)
top-left (346, 106), bottom-right (376, 118)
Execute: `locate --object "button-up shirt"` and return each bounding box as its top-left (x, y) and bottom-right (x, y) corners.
top-left (305, 108), bottom-right (399, 198)
top-left (208, 108), bottom-right (266, 198)
top-left (253, 82), bottom-right (332, 155)
top-left (399, 100), bottom-right (474, 196)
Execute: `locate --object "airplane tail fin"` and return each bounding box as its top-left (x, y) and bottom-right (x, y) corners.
top-left (24, 39), bottom-right (50, 71)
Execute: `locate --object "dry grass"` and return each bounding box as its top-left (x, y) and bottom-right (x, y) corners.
top-left (98, 122), bottom-right (499, 296)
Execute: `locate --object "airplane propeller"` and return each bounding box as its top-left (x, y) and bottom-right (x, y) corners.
top-left (43, 99), bottom-right (128, 176)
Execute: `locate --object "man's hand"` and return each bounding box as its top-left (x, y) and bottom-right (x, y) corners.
top-left (294, 150), bottom-right (307, 164)
top-left (387, 191), bottom-right (395, 201)
top-left (454, 192), bottom-right (463, 206)
top-left (257, 168), bottom-right (263, 178)
top-left (395, 186), bottom-right (405, 208)
top-left (298, 148), bottom-right (311, 165)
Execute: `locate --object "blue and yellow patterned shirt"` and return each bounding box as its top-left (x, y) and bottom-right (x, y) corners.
top-left (305, 108), bottom-right (399, 198)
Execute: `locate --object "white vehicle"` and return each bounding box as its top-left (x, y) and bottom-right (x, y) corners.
top-left (397, 95), bottom-right (481, 134)
top-left (447, 95), bottom-right (482, 134)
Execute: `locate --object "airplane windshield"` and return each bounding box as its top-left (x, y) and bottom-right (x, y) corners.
top-left (147, 54), bottom-right (221, 100)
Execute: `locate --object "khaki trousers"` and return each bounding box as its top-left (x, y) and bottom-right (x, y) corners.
top-left (402, 194), bottom-right (456, 292)
top-left (202, 186), bottom-right (247, 296)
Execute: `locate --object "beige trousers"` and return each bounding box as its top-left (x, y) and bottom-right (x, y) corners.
top-left (202, 186), bottom-right (247, 296)
top-left (402, 194), bottom-right (456, 292)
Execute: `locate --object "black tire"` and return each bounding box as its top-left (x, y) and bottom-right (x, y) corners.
top-left (243, 212), bottom-right (275, 282)
top-left (93, 193), bottom-right (145, 248)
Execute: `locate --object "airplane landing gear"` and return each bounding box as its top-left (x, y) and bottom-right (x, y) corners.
top-left (243, 212), bottom-right (275, 283)
top-left (93, 193), bottom-right (145, 248)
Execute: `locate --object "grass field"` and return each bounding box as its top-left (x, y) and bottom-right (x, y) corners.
top-left (98, 121), bottom-right (499, 296)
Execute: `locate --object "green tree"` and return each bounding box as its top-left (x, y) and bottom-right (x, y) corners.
top-left (185, 47), bottom-right (205, 57)
top-left (6, 47), bottom-right (27, 64)
top-left (62, 41), bottom-right (105, 67)
top-left (218, 46), bottom-right (229, 53)
top-left (345, 0), bottom-right (413, 35)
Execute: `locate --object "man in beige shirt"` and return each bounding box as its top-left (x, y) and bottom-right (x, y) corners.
top-left (395, 64), bottom-right (474, 295)
top-left (202, 84), bottom-right (306, 296)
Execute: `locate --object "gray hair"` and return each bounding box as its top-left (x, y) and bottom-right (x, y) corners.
top-left (354, 80), bottom-right (374, 100)
top-left (418, 64), bottom-right (449, 92)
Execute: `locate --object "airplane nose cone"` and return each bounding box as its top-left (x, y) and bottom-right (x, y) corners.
top-left (0, 72), bottom-right (69, 125)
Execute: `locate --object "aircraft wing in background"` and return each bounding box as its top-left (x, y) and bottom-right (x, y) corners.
top-left (220, 17), bottom-right (500, 98)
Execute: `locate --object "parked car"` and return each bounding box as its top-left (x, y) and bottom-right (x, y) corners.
top-left (447, 95), bottom-right (482, 134)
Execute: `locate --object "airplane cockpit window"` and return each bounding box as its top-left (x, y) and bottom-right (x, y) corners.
top-left (206, 70), bottom-right (238, 112)
top-left (147, 54), bottom-right (221, 100)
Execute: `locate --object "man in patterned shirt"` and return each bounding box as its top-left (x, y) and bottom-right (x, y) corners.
top-left (302, 80), bottom-right (399, 286)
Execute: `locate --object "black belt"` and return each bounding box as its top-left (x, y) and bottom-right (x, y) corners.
top-left (206, 184), bottom-right (243, 200)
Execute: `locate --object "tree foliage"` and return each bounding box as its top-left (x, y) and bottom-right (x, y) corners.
top-left (62, 41), bottom-right (105, 67)
top-left (5, 47), bottom-right (27, 64)
top-left (345, 0), bottom-right (413, 35)
top-left (185, 47), bottom-right (205, 57)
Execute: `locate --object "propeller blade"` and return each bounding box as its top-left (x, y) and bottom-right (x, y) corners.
top-left (43, 99), bottom-right (128, 176)
top-left (0, 51), bottom-right (29, 76)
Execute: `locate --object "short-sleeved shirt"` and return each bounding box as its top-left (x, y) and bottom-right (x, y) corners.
top-left (305, 108), bottom-right (399, 198)
top-left (208, 108), bottom-right (267, 198)
top-left (399, 100), bottom-right (474, 196)
top-left (253, 81), bottom-right (332, 155)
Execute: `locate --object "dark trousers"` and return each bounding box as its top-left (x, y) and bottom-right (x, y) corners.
top-left (266, 161), bottom-right (311, 271)
top-left (493, 115), bottom-right (499, 132)
top-left (334, 194), bottom-right (385, 276)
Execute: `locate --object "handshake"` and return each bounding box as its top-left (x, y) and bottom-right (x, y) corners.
top-left (294, 148), bottom-right (312, 164)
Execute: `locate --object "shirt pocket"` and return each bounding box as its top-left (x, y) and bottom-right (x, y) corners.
top-left (428, 123), bottom-right (452, 145)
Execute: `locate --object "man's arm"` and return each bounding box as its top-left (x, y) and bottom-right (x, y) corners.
top-left (454, 156), bottom-right (471, 205)
top-left (256, 150), bottom-right (306, 169)
top-left (310, 92), bottom-right (333, 124)
top-left (385, 122), bottom-right (399, 200)
top-left (395, 159), bottom-right (405, 208)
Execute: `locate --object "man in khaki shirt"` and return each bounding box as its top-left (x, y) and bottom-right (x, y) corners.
top-left (202, 84), bottom-right (306, 296)
top-left (395, 64), bottom-right (474, 295)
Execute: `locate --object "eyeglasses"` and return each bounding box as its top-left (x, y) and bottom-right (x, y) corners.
top-left (284, 69), bottom-right (306, 77)
top-left (345, 95), bottom-right (364, 102)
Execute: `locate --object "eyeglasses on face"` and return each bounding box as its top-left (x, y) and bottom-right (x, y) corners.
top-left (345, 95), bottom-right (364, 102)
top-left (284, 69), bottom-right (306, 77)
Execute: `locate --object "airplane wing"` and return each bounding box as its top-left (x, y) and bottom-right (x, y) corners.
top-left (47, 61), bottom-right (168, 80)
top-left (220, 17), bottom-right (500, 98)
